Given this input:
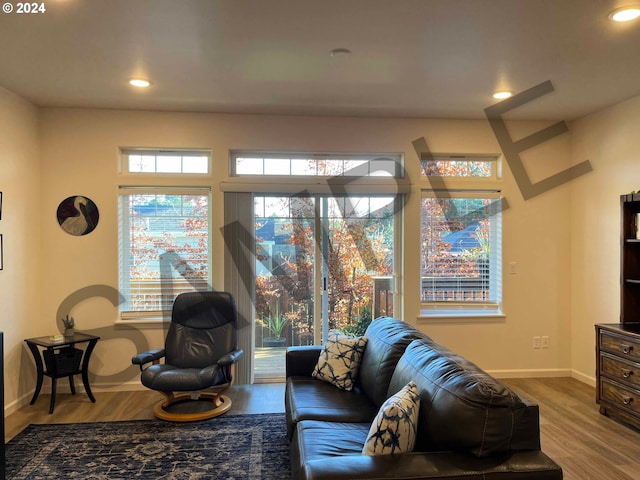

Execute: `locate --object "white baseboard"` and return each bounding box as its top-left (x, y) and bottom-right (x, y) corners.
top-left (487, 368), bottom-right (572, 378)
top-left (487, 368), bottom-right (596, 387)
top-left (570, 369), bottom-right (596, 387)
top-left (3, 381), bottom-right (147, 416)
top-left (4, 391), bottom-right (37, 416)
top-left (5, 369), bottom-right (598, 416)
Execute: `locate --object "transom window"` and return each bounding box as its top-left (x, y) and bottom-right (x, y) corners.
top-left (121, 148), bottom-right (210, 174)
top-left (231, 151), bottom-right (402, 178)
top-left (421, 155), bottom-right (499, 180)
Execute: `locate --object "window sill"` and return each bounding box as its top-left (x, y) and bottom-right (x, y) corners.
top-left (115, 317), bottom-right (170, 327)
top-left (418, 310), bottom-right (506, 324)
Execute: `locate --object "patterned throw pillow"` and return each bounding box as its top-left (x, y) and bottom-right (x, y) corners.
top-left (312, 331), bottom-right (367, 391)
top-left (362, 381), bottom-right (421, 455)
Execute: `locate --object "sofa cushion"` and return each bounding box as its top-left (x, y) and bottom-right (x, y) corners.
top-left (295, 420), bottom-right (370, 457)
top-left (285, 376), bottom-right (378, 439)
top-left (363, 381), bottom-right (420, 455)
top-left (312, 331), bottom-right (367, 391)
top-left (358, 317), bottom-right (429, 406)
top-left (389, 340), bottom-right (528, 458)
top-left (292, 419), bottom-right (563, 480)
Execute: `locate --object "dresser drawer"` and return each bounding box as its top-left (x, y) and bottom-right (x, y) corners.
top-left (600, 352), bottom-right (640, 389)
top-left (599, 330), bottom-right (640, 363)
top-left (600, 378), bottom-right (640, 416)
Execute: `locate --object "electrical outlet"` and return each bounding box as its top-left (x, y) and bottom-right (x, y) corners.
top-left (541, 336), bottom-right (549, 349)
top-left (532, 336), bottom-right (541, 349)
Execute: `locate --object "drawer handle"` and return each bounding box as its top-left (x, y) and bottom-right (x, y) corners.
top-left (621, 344), bottom-right (634, 354)
top-left (622, 369), bottom-right (634, 379)
top-left (622, 396), bottom-right (634, 406)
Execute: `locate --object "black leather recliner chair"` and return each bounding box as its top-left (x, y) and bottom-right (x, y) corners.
top-left (132, 291), bottom-right (244, 421)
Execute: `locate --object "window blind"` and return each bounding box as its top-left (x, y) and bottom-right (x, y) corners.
top-left (118, 186), bottom-right (211, 320)
top-left (420, 190), bottom-right (502, 311)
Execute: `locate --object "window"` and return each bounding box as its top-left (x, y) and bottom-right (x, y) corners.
top-left (420, 190), bottom-right (502, 316)
top-left (118, 187), bottom-right (211, 321)
top-left (421, 155), bottom-right (499, 180)
top-left (121, 148), bottom-right (210, 174)
top-left (224, 150), bottom-right (404, 383)
top-left (231, 151), bottom-right (401, 177)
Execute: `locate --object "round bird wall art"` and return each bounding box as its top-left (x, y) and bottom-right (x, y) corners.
top-left (57, 195), bottom-right (99, 236)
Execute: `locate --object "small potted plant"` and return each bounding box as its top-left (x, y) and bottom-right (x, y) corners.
top-left (62, 315), bottom-right (75, 336)
top-left (263, 316), bottom-right (288, 347)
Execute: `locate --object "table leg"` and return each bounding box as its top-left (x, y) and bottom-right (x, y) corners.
top-left (26, 342), bottom-right (44, 405)
top-left (49, 378), bottom-right (57, 414)
top-left (68, 375), bottom-right (76, 395)
top-left (81, 339), bottom-right (98, 403)
top-left (30, 376), bottom-right (43, 405)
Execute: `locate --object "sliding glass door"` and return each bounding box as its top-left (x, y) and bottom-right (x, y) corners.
top-left (253, 194), bottom-right (396, 380)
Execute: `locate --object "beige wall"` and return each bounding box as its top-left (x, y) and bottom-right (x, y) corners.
top-left (570, 95), bottom-right (640, 384)
top-left (0, 86), bottom-right (42, 411)
top-left (419, 121), bottom-right (575, 375)
top-left (6, 87), bottom-right (623, 413)
top-left (35, 108), bottom-right (574, 395)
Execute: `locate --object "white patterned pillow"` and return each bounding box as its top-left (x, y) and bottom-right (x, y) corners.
top-left (362, 381), bottom-right (421, 455)
top-left (312, 331), bottom-right (367, 391)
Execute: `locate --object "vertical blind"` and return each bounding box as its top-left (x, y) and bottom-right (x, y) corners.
top-left (223, 191), bottom-right (255, 385)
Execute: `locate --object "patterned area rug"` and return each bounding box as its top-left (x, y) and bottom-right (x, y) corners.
top-left (5, 413), bottom-right (290, 479)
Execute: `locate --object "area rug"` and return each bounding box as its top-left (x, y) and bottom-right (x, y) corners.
top-left (5, 413), bottom-right (290, 479)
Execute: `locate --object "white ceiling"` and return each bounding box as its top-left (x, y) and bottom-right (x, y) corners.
top-left (1, 0), bottom-right (639, 120)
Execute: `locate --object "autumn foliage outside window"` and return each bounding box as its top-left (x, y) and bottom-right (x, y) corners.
top-left (254, 195), bottom-right (394, 346)
top-left (420, 156), bottom-right (501, 311)
top-left (119, 191), bottom-right (210, 318)
top-left (420, 195), bottom-right (497, 303)
top-left (421, 156), bottom-right (496, 179)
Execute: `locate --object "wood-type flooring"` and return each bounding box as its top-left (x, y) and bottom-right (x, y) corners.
top-left (5, 378), bottom-right (640, 480)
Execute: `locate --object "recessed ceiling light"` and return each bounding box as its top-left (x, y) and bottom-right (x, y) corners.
top-left (129, 78), bottom-right (151, 88)
top-left (609, 7), bottom-right (640, 22)
top-left (330, 48), bottom-right (351, 58)
top-left (492, 91), bottom-right (513, 100)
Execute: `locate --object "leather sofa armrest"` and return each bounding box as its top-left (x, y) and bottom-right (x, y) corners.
top-left (286, 346), bottom-right (322, 378)
top-left (510, 397), bottom-right (542, 451)
top-left (296, 450), bottom-right (562, 480)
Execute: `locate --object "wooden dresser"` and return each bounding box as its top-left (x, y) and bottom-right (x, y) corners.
top-left (596, 323), bottom-right (640, 429)
top-left (596, 194), bottom-right (640, 430)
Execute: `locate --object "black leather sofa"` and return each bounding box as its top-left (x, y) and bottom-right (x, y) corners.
top-left (285, 317), bottom-right (563, 479)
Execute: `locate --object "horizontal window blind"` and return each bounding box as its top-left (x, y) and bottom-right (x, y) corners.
top-left (118, 187), bottom-right (211, 320)
top-left (420, 190), bottom-right (502, 311)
